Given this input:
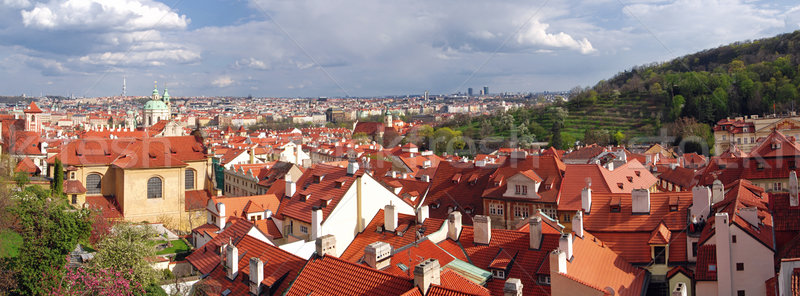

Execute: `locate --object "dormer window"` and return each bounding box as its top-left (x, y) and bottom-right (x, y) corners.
top-left (772, 142), bottom-right (781, 150)
top-left (757, 162), bottom-right (764, 170)
top-left (538, 275), bottom-right (551, 285)
top-left (492, 269), bottom-right (506, 279)
top-left (452, 173), bottom-right (462, 184)
top-left (515, 185), bottom-right (528, 195)
top-left (299, 193), bottom-right (310, 202)
top-left (610, 196), bottom-right (621, 213)
top-left (313, 174), bottom-right (325, 183)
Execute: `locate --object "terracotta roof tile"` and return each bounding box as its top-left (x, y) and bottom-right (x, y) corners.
top-left (286, 255), bottom-right (414, 296)
top-left (339, 209), bottom-right (445, 264)
top-left (438, 269), bottom-right (490, 296)
top-left (186, 217), bottom-right (253, 275)
top-left (14, 157), bottom-right (40, 175)
top-left (63, 180), bottom-right (87, 194)
top-left (424, 162), bottom-right (496, 225)
top-left (185, 190), bottom-right (212, 211)
top-left (695, 244), bottom-right (717, 281)
top-left (275, 164), bottom-right (362, 223)
top-left (199, 235), bottom-right (305, 296)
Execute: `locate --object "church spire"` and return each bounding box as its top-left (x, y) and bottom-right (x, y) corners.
top-left (162, 83), bottom-right (170, 103)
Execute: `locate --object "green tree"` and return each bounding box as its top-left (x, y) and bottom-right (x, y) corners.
top-left (51, 158), bottom-right (64, 197)
top-left (92, 223), bottom-right (160, 289)
top-left (10, 186), bottom-right (92, 295)
top-left (12, 172), bottom-right (28, 188)
top-left (613, 131), bottom-right (626, 146)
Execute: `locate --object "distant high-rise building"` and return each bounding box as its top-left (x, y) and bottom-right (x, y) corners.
top-left (483, 86), bottom-right (489, 96)
top-left (468, 88), bottom-right (473, 96)
top-left (122, 75), bottom-right (127, 97)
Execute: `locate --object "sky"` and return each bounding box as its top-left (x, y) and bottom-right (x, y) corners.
top-left (2, 0), bottom-right (800, 98)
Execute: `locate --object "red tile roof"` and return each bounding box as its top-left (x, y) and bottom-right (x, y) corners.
top-left (424, 161), bottom-right (497, 225)
top-left (14, 157), bottom-right (39, 175)
top-left (275, 164), bottom-right (363, 223)
top-left (695, 244), bottom-right (717, 281)
top-left (698, 179), bottom-right (774, 250)
top-left (437, 269), bottom-right (490, 296)
top-left (185, 190), bottom-right (212, 211)
top-left (648, 222), bottom-right (672, 245)
top-left (339, 209), bottom-right (445, 264)
top-left (481, 155), bottom-right (564, 204)
top-left (85, 195), bottom-right (123, 219)
top-left (49, 136), bottom-right (207, 169)
top-left (199, 235), bottom-right (305, 296)
top-left (559, 164), bottom-right (612, 211)
top-left (557, 231), bottom-right (648, 296)
top-left (563, 144), bottom-right (606, 162)
top-left (437, 223), bottom-right (561, 296)
top-left (24, 102), bottom-right (42, 113)
top-left (186, 217), bottom-right (254, 275)
top-left (63, 180), bottom-right (87, 194)
top-left (286, 254), bottom-right (414, 296)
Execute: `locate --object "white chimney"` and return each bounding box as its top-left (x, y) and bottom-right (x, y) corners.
top-left (414, 259), bottom-right (440, 295)
top-left (503, 278), bottom-right (523, 296)
top-left (384, 204), bottom-right (398, 232)
top-left (790, 171), bottom-right (799, 207)
top-left (421, 175), bottom-right (431, 182)
top-left (559, 233), bottom-right (573, 260)
top-left (347, 159), bottom-right (359, 175)
top-left (529, 216), bottom-right (542, 249)
top-left (473, 215), bottom-right (491, 245)
top-left (476, 160), bottom-right (487, 167)
top-left (285, 173), bottom-right (296, 198)
top-left (739, 206), bottom-right (759, 227)
top-left (364, 241), bottom-right (392, 270)
top-left (315, 234), bottom-right (337, 257)
top-left (311, 207), bottom-right (323, 240)
top-left (672, 282), bottom-right (687, 296)
top-left (249, 257), bottom-right (264, 295)
top-left (572, 211), bottom-right (584, 238)
top-left (715, 213), bottom-right (733, 296)
top-left (581, 187), bottom-right (592, 214)
top-left (549, 250), bottom-right (568, 275)
top-left (711, 180), bottom-right (724, 204)
top-left (225, 240), bottom-right (238, 280)
top-left (691, 186), bottom-right (711, 222)
top-left (416, 205), bottom-right (429, 224)
top-left (631, 189), bottom-right (651, 214)
top-left (447, 211), bottom-right (462, 241)
top-left (217, 202), bottom-right (226, 229)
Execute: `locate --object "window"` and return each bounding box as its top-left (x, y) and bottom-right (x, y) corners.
top-left (732, 235), bottom-right (737, 243)
top-left (86, 174), bottom-right (101, 195)
top-left (300, 225), bottom-right (308, 234)
top-left (492, 269), bottom-right (505, 279)
top-left (736, 262), bottom-right (744, 271)
top-left (737, 138), bottom-right (741, 144)
top-left (185, 169), bottom-right (195, 190)
top-left (513, 205), bottom-right (529, 218)
top-left (71, 194), bottom-right (77, 204)
top-left (538, 275), bottom-right (551, 285)
top-left (70, 172), bottom-right (75, 179)
top-left (692, 242), bottom-right (698, 257)
top-left (757, 162), bottom-right (765, 170)
top-left (737, 290), bottom-right (745, 296)
top-left (489, 204), bottom-right (504, 216)
top-left (774, 182), bottom-right (783, 191)
top-left (708, 264), bottom-right (717, 272)
top-left (653, 246), bottom-right (666, 264)
top-left (563, 213), bottom-right (571, 222)
top-left (669, 205), bottom-right (678, 212)
top-left (610, 205), bottom-right (621, 213)
top-left (147, 177), bottom-right (163, 199)
top-left (515, 185), bottom-right (528, 195)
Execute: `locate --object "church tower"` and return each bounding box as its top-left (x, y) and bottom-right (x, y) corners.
top-left (23, 102), bottom-right (42, 133)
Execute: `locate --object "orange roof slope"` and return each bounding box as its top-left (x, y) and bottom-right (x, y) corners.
top-left (424, 161), bottom-right (496, 225)
top-left (200, 235), bottom-right (305, 296)
top-left (339, 209), bottom-right (445, 264)
top-left (285, 255), bottom-right (414, 296)
top-left (14, 157), bottom-right (39, 175)
top-left (275, 164), bottom-right (362, 223)
top-left (186, 217), bottom-right (254, 275)
top-left (49, 136), bottom-right (206, 168)
top-left (559, 231), bottom-right (647, 296)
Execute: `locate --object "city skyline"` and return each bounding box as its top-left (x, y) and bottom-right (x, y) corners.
top-left (1, 0), bottom-right (800, 98)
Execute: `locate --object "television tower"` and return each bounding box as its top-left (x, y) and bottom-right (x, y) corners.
top-left (122, 75), bottom-right (127, 97)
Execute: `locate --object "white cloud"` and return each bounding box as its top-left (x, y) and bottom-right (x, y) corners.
top-left (21, 0), bottom-right (188, 31)
top-left (516, 20), bottom-right (596, 54)
top-left (211, 76), bottom-right (234, 88)
top-left (233, 57), bottom-right (270, 70)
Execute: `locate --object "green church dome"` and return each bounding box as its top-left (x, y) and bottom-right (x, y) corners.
top-left (144, 99), bottom-right (168, 110)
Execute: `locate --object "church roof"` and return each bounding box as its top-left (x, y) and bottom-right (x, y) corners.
top-left (144, 99), bottom-right (168, 110)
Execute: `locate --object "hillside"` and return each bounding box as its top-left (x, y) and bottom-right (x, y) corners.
top-left (446, 30), bottom-right (800, 151)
